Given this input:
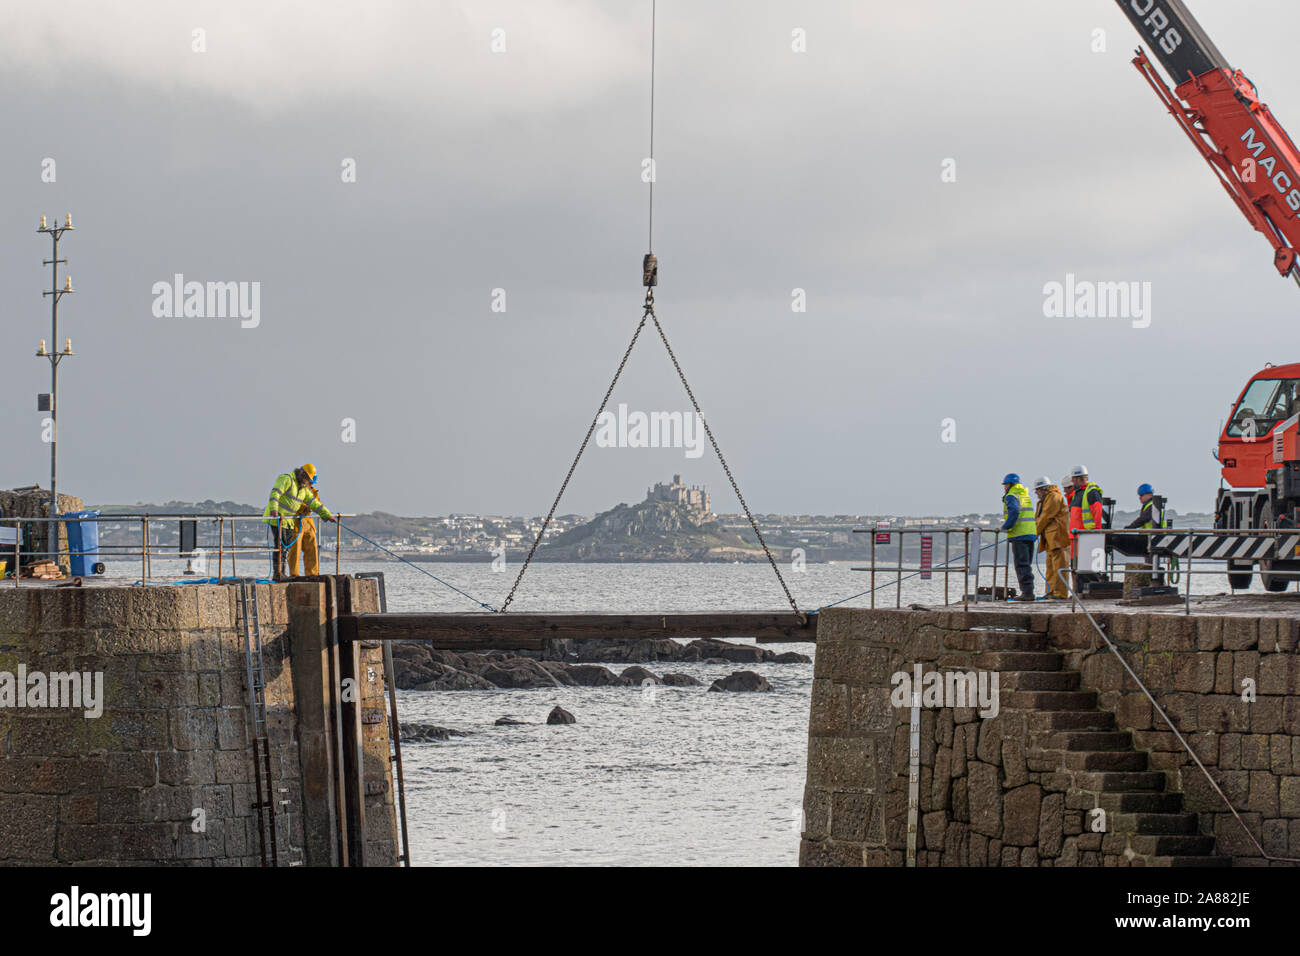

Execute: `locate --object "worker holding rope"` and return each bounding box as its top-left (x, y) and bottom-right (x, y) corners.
top-left (262, 463), bottom-right (336, 581)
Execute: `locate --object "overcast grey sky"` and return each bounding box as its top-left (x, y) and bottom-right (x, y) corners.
top-left (3, 0), bottom-right (1298, 517)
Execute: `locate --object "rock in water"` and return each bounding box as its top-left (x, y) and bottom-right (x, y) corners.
top-left (411, 663), bottom-right (497, 691)
top-left (480, 659), bottom-right (562, 689)
top-left (661, 672), bottom-right (703, 687)
top-left (772, 651), bottom-right (812, 664)
top-left (708, 670), bottom-right (773, 693)
top-left (495, 716), bottom-right (526, 726)
top-left (399, 723), bottom-right (470, 742)
top-left (619, 665), bottom-right (662, 684)
top-left (547, 705), bottom-right (576, 725)
top-left (565, 664), bottom-right (632, 687)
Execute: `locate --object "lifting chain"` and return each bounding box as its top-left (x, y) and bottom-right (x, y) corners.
top-left (498, 292), bottom-right (653, 614)
top-left (644, 302), bottom-right (804, 623)
top-left (499, 265), bottom-right (805, 623)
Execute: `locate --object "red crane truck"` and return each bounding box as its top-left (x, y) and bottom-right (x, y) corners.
top-left (1113, 1), bottom-right (1300, 589)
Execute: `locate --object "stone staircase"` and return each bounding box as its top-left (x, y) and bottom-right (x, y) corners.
top-left (974, 629), bottom-right (1228, 867)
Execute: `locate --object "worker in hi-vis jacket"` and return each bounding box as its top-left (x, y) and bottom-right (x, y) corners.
top-left (1000, 473), bottom-right (1037, 602)
top-left (1125, 483), bottom-right (1161, 529)
top-left (262, 463), bottom-right (336, 580)
top-left (1033, 476), bottom-right (1070, 600)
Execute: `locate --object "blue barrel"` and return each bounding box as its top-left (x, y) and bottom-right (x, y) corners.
top-left (64, 510), bottom-right (102, 576)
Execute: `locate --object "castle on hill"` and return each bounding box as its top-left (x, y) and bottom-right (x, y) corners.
top-left (645, 474), bottom-right (711, 517)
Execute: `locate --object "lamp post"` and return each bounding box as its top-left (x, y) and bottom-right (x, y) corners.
top-left (37, 213), bottom-right (75, 531)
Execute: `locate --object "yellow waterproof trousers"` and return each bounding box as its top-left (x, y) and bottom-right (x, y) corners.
top-left (288, 516), bottom-right (319, 577)
top-left (1045, 547), bottom-right (1069, 599)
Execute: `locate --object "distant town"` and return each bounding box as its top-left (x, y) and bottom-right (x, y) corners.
top-left (92, 475), bottom-right (1214, 564)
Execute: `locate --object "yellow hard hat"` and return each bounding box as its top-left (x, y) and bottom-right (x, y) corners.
top-left (301, 463), bottom-right (317, 481)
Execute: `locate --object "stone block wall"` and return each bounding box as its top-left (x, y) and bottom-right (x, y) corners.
top-left (800, 608), bottom-right (1300, 867)
top-left (0, 577), bottom-right (395, 866)
top-left (1049, 612), bottom-right (1300, 865)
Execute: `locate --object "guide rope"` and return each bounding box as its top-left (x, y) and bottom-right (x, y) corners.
top-left (340, 520), bottom-right (497, 611)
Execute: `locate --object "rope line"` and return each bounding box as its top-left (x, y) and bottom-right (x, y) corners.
top-left (339, 520), bottom-right (496, 611)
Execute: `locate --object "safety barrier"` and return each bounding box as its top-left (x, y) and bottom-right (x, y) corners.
top-left (0, 512), bottom-right (352, 585)
top-left (846, 525), bottom-right (1028, 610)
top-left (841, 523), bottom-right (1300, 614)
top-left (1067, 525), bottom-right (1300, 615)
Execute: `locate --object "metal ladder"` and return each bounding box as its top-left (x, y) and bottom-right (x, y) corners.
top-left (236, 579), bottom-right (279, 866)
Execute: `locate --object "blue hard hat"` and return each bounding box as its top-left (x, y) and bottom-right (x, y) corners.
top-left (1002, 473), bottom-right (1020, 485)
top-left (1137, 483), bottom-right (1154, 496)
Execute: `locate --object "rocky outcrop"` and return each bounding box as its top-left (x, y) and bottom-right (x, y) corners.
top-left (391, 638), bottom-right (808, 691)
top-left (410, 663), bottom-right (496, 691)
top-left (661, 672), bottom-right (703, 687)
top-left (620, 666), bottom-right (661, 685)
top-left (528, 637), bottom-right (684, 663)
top-left (480, 659), bottom-right (562, 689)
top-left (708, 670), bottom-right (774, 692)
top-left (400, 722), bottom-right (471, 742)
top-left (547, 706), bottom-right (576, 725)
top-left (536, 498), bottom-right (765, 562)
top-left (562, 664), bottom-right (630, 687)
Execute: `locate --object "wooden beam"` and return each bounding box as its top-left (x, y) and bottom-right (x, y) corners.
top-left (344, 611), bottom-right (817, 650)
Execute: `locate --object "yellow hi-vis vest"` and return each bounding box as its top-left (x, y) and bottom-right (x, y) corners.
top-left (263, 472), bottom-right (332, 530)
top-left (1004, 483), bottom-right (1036, 538)
top-left (1079, 481), bottom-right (1103, 530)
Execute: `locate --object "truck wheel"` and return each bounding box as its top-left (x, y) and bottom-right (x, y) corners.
top-left (1216, 501), bottom-right (1253, 589)
top-left (1259, 503), bottom-right (1291, 592)
top-left (1227, 562), bottom-right (1253, 590)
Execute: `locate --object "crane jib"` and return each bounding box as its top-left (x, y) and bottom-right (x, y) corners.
top-left (1113, 0), bottom-right (1229, 83)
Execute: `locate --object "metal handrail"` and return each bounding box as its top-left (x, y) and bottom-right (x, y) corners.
top-left (850, 525), bottom-right (1021, 610)
top-left (0, 512), bottom-right (353, 586)
top-left (1067, 525), bottom-right (1300, 615)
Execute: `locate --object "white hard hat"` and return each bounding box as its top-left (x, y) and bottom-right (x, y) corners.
top-left (1070, 464), bottom-right (1089, 478)
top-left (1033, 475), bottom-right (1052, 490)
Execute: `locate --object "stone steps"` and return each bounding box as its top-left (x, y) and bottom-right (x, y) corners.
top-left (976, 651), bottom-right (1062, 672)
top-left (1004, 690), bottom-right (1097, 711)
top-left (1001, 671), bottom-right (1080, 691)
top-left (975, 631), bottom-right (1227, 869)
top-left (1131, 834), bottom-right (1218, 856)
top-left (1148, 855), bottom-right (1233, 868)
top-left (1098, 791), bottom-right (1185, 813)
top-left (1049, 730), bottom-right (1133, 751)
top-left (1070, 770), bottom-right (1167, 792)
top-left (1112, 812), bottom-right (1199, 835)
top-left (1063, 750), bottom-right (1150, 772)
top-left (1029, 710), bottom-right (1116, 732)
top-left (977, 633), bottom-right (1050, 651)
